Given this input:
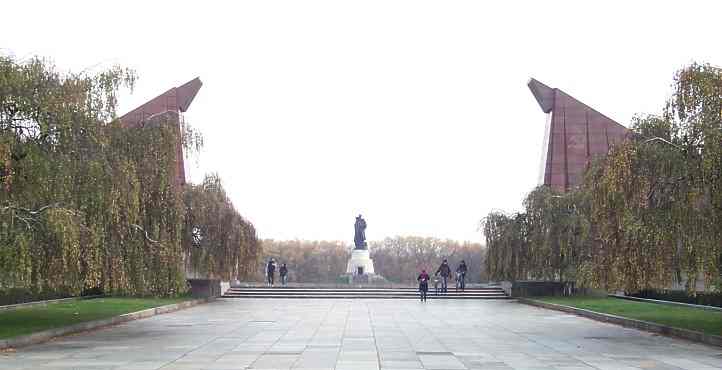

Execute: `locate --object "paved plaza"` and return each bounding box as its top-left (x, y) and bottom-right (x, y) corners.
top-left (0, 299), bottom-right (720, 370)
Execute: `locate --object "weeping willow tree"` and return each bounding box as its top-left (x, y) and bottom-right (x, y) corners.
top-left (482, 187), bottom-right (589, 283)
top-left (1, 55), bottom-right (260, 297)
top-left (483, 63), bottom-right (722, 294)
top-left (523, 186), bottom-right (589, 282)
top-left (583, 136), bottom-right (681, 292)
top-left (483, 211), bottom-right (528, 281)
top-left (0, 56), bottom-right (147, 296)
top-left (182, 173), bottom-right (260, 281)
top-left (670, 63), bottom-right (722, 290)
top-left (582, 64), bottom-right (722, 292)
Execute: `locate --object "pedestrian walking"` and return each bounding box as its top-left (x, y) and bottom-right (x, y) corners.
top-left (456, 260), bottom-right (467, 291)
top-left (417, 269), bottom-right (430, 302)
top-left (266, 258), bottom-right (277, 287)
top-left (279, 263), bottom-right (288, 286)
top-left (435, 259), bottom-right (451, 293)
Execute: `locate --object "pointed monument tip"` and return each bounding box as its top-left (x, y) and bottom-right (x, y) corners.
top-left (177, 77), bottom-right (203, 112)
top-left (528, 78), bottom-right (555, 113)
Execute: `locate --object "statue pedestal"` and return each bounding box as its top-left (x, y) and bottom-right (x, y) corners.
top-left (346, 249), bottom-right (375, 275)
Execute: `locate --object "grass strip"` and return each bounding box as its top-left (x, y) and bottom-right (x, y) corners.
top-left (0, 297), bottom-right (187, 340)
top-left (537, 296), bottom-right (722, 336)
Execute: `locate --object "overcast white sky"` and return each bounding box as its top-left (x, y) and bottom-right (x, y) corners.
top-left (2, 1), bottom-right (721, 243)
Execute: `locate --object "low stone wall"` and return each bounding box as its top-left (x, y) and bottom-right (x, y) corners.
top-left (506, 281), bottom-right (571, 297)
top-left (519, 298), bottom-right (722, 348)
top-left (0, 295), bottom-right (105, 312)
top-left (610, 294), bottom-right (722, 312)
top-left (187, 279), bottom-right (222, 298)
top-left (501, 281), bottom-right (605, 298)
top-left (0, 298), bottom-right (211, 350)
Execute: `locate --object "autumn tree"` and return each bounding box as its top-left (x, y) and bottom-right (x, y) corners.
top-left (260, 240), bottom-right (349, 283)
top-left (1, 55), bottom-right (259, 298)
top-left (183, 173), bottom-right (260, 281)
top-left (483, 63), bottom-right (722, 294)
top-left (370, 236), bottom-right (485, 284)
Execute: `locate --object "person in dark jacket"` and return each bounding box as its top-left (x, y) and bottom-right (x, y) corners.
top-left (456, 260), bottom-right (467, 291)
top-left (417, 269), bottom-right (430, 302)
top-left (279, 263), bottom-right (288, 286)
top-left (435, 259), bottom-right (451, 293)
top-left (266, 258), bottom-right (277, 287)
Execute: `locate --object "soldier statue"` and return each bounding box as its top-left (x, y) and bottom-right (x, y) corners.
top-left (354, 215), bottom-right (367, 250)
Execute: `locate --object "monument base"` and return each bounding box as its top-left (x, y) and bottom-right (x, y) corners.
top-left (346, 249), bottom-right (375, 275)
top-left (338, 272), bottom-right (388, 285)
top-left (340, 248), bottom-right (388, 285)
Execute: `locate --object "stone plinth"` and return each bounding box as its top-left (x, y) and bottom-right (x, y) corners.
top-left (187, 279), bottom-right (222, 298)
top-left (346, 249), bottom-right (375, 275)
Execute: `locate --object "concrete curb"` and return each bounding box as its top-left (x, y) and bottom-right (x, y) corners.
top-left (608, 294), bottom-right (722, 312)
top-left (0, 295), bottom-right (105, 312)
top-left (0, 298), bottom-right (212, 350)
top-left (518, 298), bottom-right (722, 348)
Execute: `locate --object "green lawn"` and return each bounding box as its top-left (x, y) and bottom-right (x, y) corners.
top-left (0, 297), bottom-right (187, 340)
top-left (537, 296), bottom-right (722, 336)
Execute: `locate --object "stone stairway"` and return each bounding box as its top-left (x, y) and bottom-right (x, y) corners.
top-left (222, 286), bottom-right (509, 299)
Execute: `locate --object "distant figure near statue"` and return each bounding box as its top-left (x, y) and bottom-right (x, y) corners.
top-left (354, 215), bottom-right (367, 250)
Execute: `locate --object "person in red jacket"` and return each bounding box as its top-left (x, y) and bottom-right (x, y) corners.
top-left (417, 269), bottom-right (430, 302)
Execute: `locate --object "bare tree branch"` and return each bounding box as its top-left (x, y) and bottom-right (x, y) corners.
top-left (0, 203), bottom-right (79, 230)
top-left (130, 224), bottom-right (159, 244)
top-left (642, 136), bottom-right (684, 150)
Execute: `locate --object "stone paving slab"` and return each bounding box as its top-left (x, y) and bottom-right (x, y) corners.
top-left (0, 299), bottom-right (720, 370)
top-left (0, 298), bottom-right (211, 350)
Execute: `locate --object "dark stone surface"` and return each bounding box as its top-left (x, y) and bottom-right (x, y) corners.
top-left (187, 279), bottom-right (222, 298)
top-left (351, 274), bottom-right (369, 284)
top-left (508, 280), bottom-right (574, 297)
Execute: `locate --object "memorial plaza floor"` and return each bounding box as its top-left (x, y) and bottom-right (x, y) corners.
top-left (0, 299), bottom-right (720, 370)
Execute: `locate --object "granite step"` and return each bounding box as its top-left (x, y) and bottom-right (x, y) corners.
top-left (224, 293), bottom-right (507, 298)
top-left (222, 287), bottom-right (509, 299)
top-left (225, 288), bottom-right (502, 292)
top-left (221, 295), bottom-right (509, 299)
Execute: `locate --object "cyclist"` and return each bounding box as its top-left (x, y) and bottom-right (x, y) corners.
top-left (435, 259), bottom-right (451, 293)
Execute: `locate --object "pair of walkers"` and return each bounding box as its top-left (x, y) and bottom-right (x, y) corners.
top-left (417, 259), bottom-right (468, 301)
top-left (266, 258), bottom-right (288, 286)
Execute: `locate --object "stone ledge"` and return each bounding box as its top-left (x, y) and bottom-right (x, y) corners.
top-left (518, 298), bottom-right (722, 348)
top-left (609, 294), bottom-right (722, 312)
top-left (0, 298), bottom-right (212, 350)
top-left (0, 295), bottom-right (105, 312)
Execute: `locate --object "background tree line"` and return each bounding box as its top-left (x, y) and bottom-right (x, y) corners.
top-left (0, 55), bottom-right (259, 299)
top-left (260, 236), bottom-right (485, 284)
top-left (483, 63), bottom-right (722, 294)
top-left (260, 240), bottom-right (350, 283)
